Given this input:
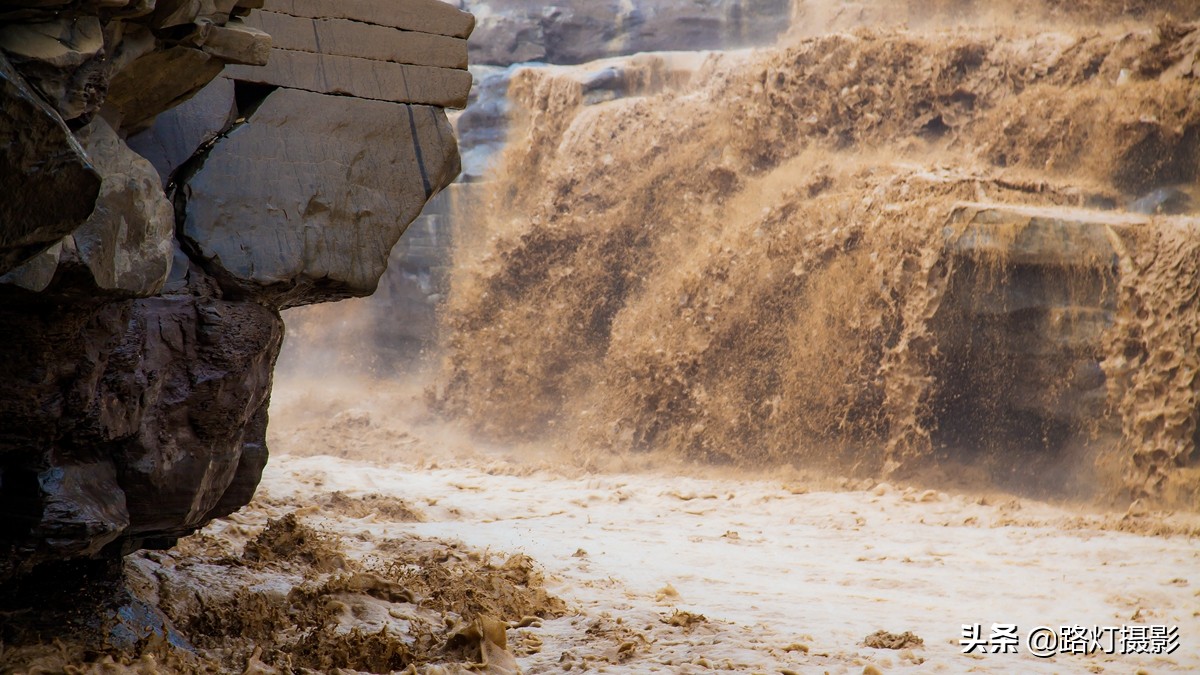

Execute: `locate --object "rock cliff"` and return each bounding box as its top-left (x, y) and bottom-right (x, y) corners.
top-left (0, 0), bottom-right (470, 582)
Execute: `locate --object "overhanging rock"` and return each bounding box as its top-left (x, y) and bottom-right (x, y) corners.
top-left (0, 0), bottom-right (473, 585)
top-left (181, 90), bottom-right (460, 307)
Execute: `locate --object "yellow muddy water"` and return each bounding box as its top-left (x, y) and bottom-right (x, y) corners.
top-left (432, 17), bottom-right (1200, 506)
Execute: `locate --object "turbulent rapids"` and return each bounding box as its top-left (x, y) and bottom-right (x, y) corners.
top-left (432, 16), bottom-right (1200, 508)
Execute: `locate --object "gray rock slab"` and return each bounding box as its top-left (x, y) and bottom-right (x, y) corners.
top-left (126, 76), bottom-right (237, 186)
top-left (182, 88), bottom-right (460, 308)
top-left (242, 10), bottom-right (467, 69)
top-left (223, 48), bottom-right (472, 108)
top-left (106, 45), bottom-right (225, 131)
top-left (261, 0), bottom-right (475, 39)
top-left (0, 53), bottom-right (100, 275)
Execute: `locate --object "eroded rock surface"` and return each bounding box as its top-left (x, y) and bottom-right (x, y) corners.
top-left (0, 0), bottom-right (469, 584)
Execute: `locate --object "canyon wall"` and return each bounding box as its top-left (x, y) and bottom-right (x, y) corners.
top-left (0, 0), bottom-right (470, 582)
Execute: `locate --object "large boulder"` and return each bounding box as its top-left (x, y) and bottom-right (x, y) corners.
top-left (0, 291), bottom-right (283, 581)
top-left (181, 88), bottom-right (460, 307)
top-left (125, 76), bottom-right (237, 186)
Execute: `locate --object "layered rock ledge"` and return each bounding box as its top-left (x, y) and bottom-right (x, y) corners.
top-left (0, 0), bottom-right (471, 583)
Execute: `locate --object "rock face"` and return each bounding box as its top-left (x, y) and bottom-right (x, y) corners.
top-left (0, 294), bottom-right (282, 577)
top-left (1, 116), bottom-right (177, 297)
top-left (0, 53), bottom-right (101, 276)
top-left (0, 0), bottom-right (470, 582)
top-left (181, 89), bottom-right (460, 307)
top-left (928, 204), bottom-right (1138, 484)
top-left (224, 0), bottom-right (474, 106)
top-left (450, 0), bottom-right (793, 66)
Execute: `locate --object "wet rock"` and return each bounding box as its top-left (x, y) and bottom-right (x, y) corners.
top-left (182, 88), bottom-right (460, 307)
top-left (1129, 186), bottom-right (1193, 215)
top-left (931, 203), bottom-right (1136, 480)
top-left (0, 556), bottom-right (193, 660)
top-left (0, 294), bottom-right (283, 580)
top-left (947, 203), bottom-right (1137, 267)
top-left (0, 53), bottom-right (100, 275)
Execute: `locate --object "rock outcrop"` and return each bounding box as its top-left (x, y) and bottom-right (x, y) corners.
top-left (180, 88), bottom-right (459, 307)
top-left (0, 0), bottom-right (470, 583)
top-left (451, 0), bottom-right (793, 66)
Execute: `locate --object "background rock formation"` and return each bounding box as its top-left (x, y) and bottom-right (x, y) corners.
top-left (0, 0), bottom-right (470, 582)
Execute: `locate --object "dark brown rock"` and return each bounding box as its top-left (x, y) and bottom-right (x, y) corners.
top-left (927, 203), bottom-right (1130, 491)
top-left (0, 52), bottom-right (100, 275)
top-left (0, 293), bottom-right (283, 582)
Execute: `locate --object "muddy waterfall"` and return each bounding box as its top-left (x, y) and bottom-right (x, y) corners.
top-left (433, 11), bottom-right (1200, 508)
